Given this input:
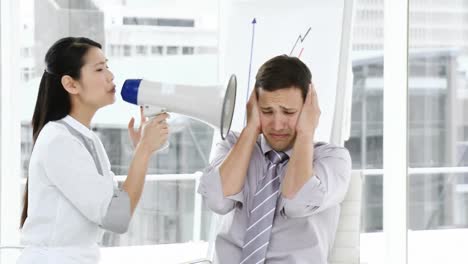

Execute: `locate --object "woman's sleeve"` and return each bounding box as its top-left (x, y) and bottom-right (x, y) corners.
top-left (100, 174), bottom-right (132, 234)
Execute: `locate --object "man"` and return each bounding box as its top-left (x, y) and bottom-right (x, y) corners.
top-left (198, 55), bottom-right (351, 264)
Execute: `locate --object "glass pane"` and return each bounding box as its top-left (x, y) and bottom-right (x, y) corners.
top-left (345, 0), bottom-right (384, 263)
top-left (408, 0), bottom-right (468, 263)
top-left (18, 0), bottom-right (219, 258)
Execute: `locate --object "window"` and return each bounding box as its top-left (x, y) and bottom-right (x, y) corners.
top-left (20, 67), bottom-right (34, 82)
top-left (123, 17), bottom-right (195, 27)
top-left (135, 45), bottom-right (147, 55)
top-left (166, 46), bottom-right (179, 55)
top-left (196, 46), bottom-right (217, 54)
top-left (20, 47), bottom-right (31, 58)
top-left (347, 0), bottom-right (468, 263)
top-left (123, 45), bottom-right (132, 56)
top-left (182, 46), bottom-right (194, 55)
top-left (151, 45), bottom-right (163, 55)
top-left (407, 0), bottom-right (468, 262)
top-left (346, 0), bottom-right (385, 262)
top-left (109, 44), bottom-right (121, 57)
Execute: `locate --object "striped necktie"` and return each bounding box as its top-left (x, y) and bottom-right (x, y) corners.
top-left (240, 150), bottom-right (289, 264)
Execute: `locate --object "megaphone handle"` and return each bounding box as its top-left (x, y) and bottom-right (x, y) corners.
top-left (157, 141), bottom-right (170, 152)
top-left (143, 106), bottom-right (170, 153)
top-left (149, 115), bottom-right (170, 153)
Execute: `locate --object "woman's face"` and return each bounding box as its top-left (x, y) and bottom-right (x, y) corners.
top-left (75, 47), bottom-right (116, 110)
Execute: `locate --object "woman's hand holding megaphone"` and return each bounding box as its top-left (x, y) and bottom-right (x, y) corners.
top-left (128, 107), bottom-right (170, 154)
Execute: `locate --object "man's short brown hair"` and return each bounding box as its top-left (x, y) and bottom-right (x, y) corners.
top-left (254, 55), bottom-right (312, 101)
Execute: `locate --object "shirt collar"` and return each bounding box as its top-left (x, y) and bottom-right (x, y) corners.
top-left (260, 134), bottom-right (293, 158)
top-left (62, 115), bottom-right (94, 139)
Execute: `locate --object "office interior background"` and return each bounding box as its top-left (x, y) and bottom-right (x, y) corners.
top-left (0, 0), bottom-right (467, 263)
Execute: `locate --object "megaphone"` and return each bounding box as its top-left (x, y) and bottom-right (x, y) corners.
top-left (121, 74), bottom-right (237, 140)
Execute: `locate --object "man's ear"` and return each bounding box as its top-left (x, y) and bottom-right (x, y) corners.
top-left (61, 75), bottom-right (79, 95)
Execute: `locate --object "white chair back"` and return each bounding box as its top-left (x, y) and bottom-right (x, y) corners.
top-left (328, 170), bottom-right (363, 264)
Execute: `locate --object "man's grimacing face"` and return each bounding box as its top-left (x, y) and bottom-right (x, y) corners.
top-left (258, 87), bottom-right (304, 151)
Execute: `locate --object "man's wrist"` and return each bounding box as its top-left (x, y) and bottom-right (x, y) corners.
top-left (295, 129), bottom-right (315, 145)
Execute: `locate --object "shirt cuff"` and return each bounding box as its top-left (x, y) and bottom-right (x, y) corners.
top-left (100, 188), bottom-right (132, 234)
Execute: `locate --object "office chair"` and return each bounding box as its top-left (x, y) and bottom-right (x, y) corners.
top-left (329, 170), bottom-right (362, 264)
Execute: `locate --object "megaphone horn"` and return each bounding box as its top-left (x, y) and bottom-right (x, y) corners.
top-left (121, 74), bottom-right (237, 140)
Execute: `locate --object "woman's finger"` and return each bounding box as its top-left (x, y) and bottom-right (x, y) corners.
top-left (128, 117), bottom-right (135, 131)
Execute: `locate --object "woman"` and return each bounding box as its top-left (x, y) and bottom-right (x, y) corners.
top-left (18, 37), bottom-right (168, 263)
